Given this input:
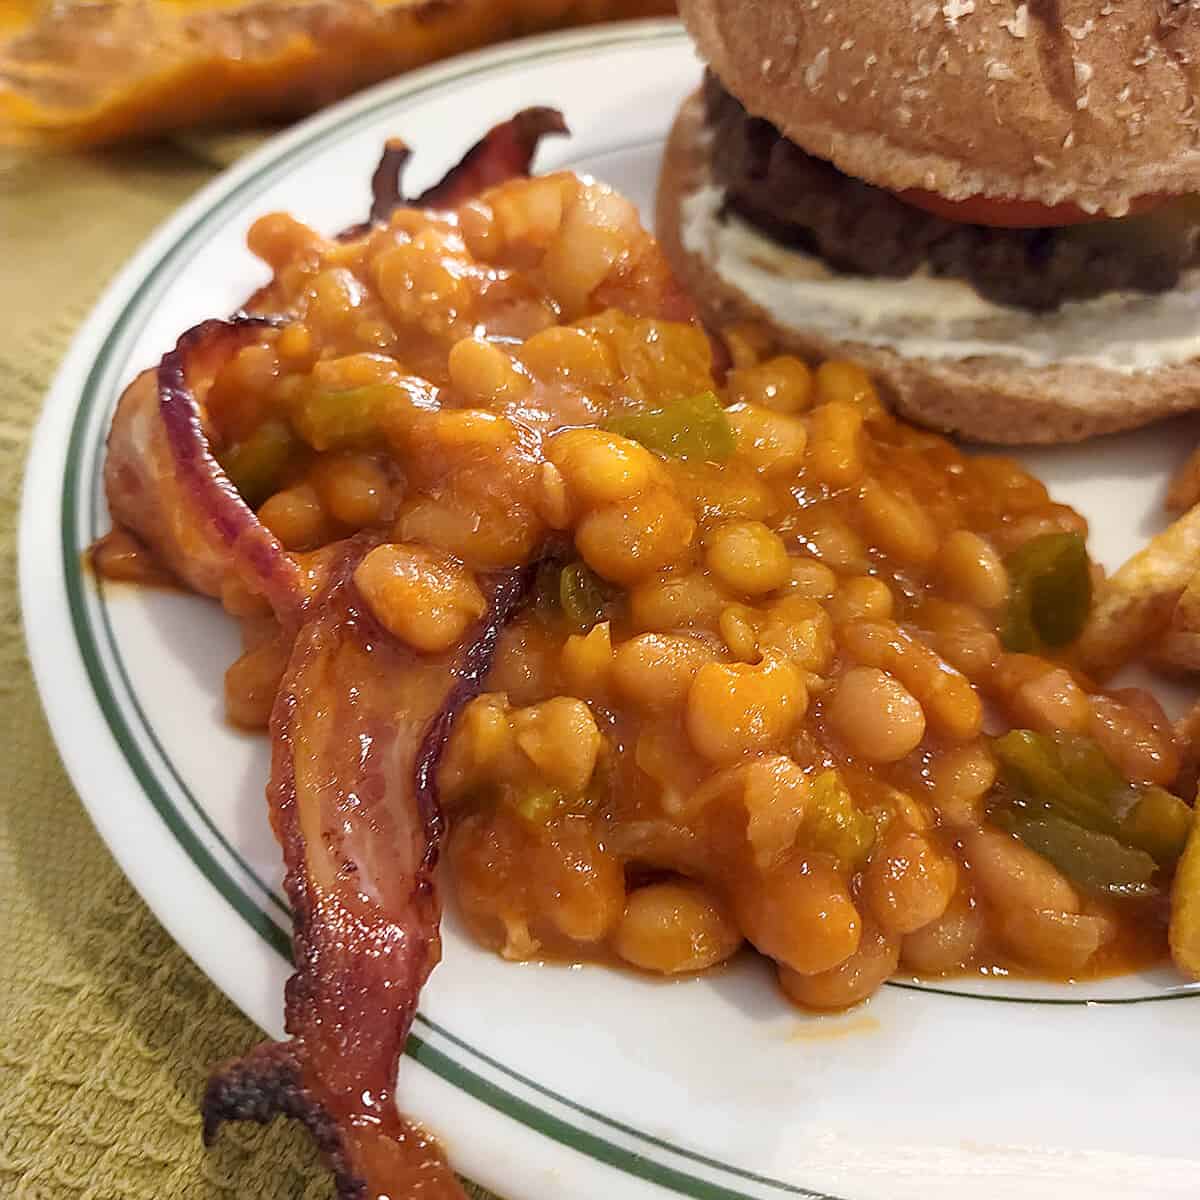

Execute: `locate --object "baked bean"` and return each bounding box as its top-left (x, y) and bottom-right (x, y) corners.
top-left (997, 907), bottom-right (1112, 972)
top-left (718, 605), bottom-right (760, 661)
top-left (430, 407), bottom-right (517, 452)
top-left (575, 490), bottom-right (695, 585)
top-left (548, 428), bottom-right (655, 507)
top-left (612, 881), bottom-right (743, 974)
top-left (900, 890), bottom-right (984, 974)
top-left (785, 559), bottom-right (838, 600)
top-left (373, 238), bottom-right (473, 335)
top-left (438, 693), bottom-right (514, 799)
top-left (827, 667), bottom-right (926, 763)
top-left (448, 336), bottom-right (531, 404)
top-left (859, 478), bottom-right (939, 567)
top-left (310, 453), bottom-right (391, 529)
top-left (486, 622), bottom-right (563, 706)
top-left (308, 266), bottom-right (369, 332)
top-left (247, 211), bottom-right (327, 271)
top-left (459, 199), bottom-right (503, 261)
top-left (542, 197), bottom-right (625, 316)
top-left (670, 459), bottom-right (775, 524)
top-left (226, 343), bottom-right (280, 397)
top-left (814, 360), bottom-right (880, 413)
top-left (778, 923), bottom-right (899, 1010)
top-left (353, 543), bottom-right (485, 653)
top-left (926, 744), bottom-right (997, 827)
top-left (276, 321), bottom-right (313, 364)
top-left (862, 828), bottom-right (957, 936)
top-left (801, 512), bottom-right (868, 573)
top-left (726, 356), bottom-right (813, 414)
top-left (1008, 664), bottom-right (1090, 735)
top-left (258, 483), bottom-right (331, 551)
top-left (759, 596), bottom-right (834, 674)
top-left (309, 349), bottom-right (405, 391)
top-left (726, 403), bottom-right (809, 476)
top-left (806, 401), bottom-right (864, 487)
top-left (961, 827), bottom-right (1080, 916)
top-left (446, 809), bottom-right (534, 957)
top-left (840, 621), bottom-right (982, 741)
top-left (704, 520), bottom-right (790, 596)
top-left (826, 575), bottom-right (894, 625)
top-left (612, 634), bottom-right (717, 709)
top-left (511, 697), bottom-right (602, 794)
top-left (630, 571), bottom-right (727, 631)
top-left (224, 634), bottom-right (292, 729)
top-left (1088, 694), bottom-right (1180, 787)
top-left (687, 655), bottom-right (806, 763)
top-left (634, 726), bottom-right (711, 817)
top-left (560, 621), bottom-right (613, 695)
top-left (491, 176), bottom-right (567, 257)
top-left (395, 493), bottom-right (540, 570)
top-left (532, 818), bottom-right (625, 944)
top-left (520, 325), bottom-right (615, 388)
top-left (938, 530), bottom-right (1008, 610)
top-left (920, 600), bottom-right (1003, 681)
top-left (734, 856), bottom-right (862, 975)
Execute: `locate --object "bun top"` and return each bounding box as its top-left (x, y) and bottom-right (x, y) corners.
top-left (680, 0), bottom-right (1200, 215)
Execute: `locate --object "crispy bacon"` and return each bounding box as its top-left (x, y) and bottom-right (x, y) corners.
top-left (368, 106), bottom-right (568, 222)
top-left (97, 113), bottom-right (721, 1197)
top-left (203, 560), bottom-right (538, 1199)
top-left (368, 136), bottom-right (414, 224)
top-left (101, 316), bottom-right (305, 624)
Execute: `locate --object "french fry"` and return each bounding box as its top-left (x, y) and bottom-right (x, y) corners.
top-left (1152, 571), bottom-right (1200, 671)
top-left (1076, 502), bottom-right (1200, 679)
top-left (1166, 445), bottom-right (1200, 513)
top-left (1169, 783), bottom-right (1200, 980)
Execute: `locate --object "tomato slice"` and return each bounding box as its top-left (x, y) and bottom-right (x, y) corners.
top-left (895, 188), bottom-right (1166, 228)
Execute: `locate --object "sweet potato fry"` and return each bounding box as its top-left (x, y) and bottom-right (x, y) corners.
top-left (0, 0), bottom-right (673, 148)
top-left (1154, 572), bottom-right (1200, 672)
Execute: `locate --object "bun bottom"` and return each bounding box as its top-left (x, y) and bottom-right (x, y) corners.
top-left (656, 91), bottom-right (1200, 446)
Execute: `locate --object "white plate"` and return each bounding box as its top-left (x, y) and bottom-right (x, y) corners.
top-left (20, 20), bottom-right (1200, 1200)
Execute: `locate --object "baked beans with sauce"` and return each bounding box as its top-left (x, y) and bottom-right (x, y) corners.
top-left (186, 169), bottom-right (1189, 1009)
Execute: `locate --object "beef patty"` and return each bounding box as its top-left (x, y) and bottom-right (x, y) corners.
top-left (702, 72), bottom-right (1200, 314)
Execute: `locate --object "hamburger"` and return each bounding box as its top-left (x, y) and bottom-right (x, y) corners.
top-left (656, 1), bottom-right (1200, 443)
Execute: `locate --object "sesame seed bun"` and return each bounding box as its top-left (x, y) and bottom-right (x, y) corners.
top-left (680, 0), bottom-right (1200, 216)
top-left (656, 90), bottom-right (1200, 445)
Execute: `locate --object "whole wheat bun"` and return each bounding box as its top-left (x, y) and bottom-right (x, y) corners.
top-left (657, 90), bottom-right (1200, 445)
top-left (680, 0), bottom-right (1200, 216)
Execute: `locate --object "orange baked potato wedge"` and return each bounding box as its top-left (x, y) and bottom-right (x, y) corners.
top-left (0, 0), bottom-right (674, 147)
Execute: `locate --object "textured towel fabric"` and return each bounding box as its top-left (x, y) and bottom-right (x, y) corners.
top-left (0, 139), bottom-right (494, 1200)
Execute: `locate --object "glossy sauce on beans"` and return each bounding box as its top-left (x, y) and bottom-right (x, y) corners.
top-left (142, 171), bottom-right (1186, 1010)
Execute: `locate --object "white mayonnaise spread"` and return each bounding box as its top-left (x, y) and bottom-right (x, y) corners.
top-left (679, 185), bottom-right (1200, 372)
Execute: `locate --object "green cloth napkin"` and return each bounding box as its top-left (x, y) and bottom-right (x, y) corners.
top-left (0, 138), bottom-right (493, 1200)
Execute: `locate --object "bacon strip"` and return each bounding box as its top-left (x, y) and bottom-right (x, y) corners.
top-left (203, 560), bottom-right (537, 1199)
top-left (368, 136), bottom-right (413, 224)
top-left (102, 316), bottom-right (305, 624)
top-left (367, 106), bottom-right (568, 222)
top-left (96, 113), bottom-right (720, 1197)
